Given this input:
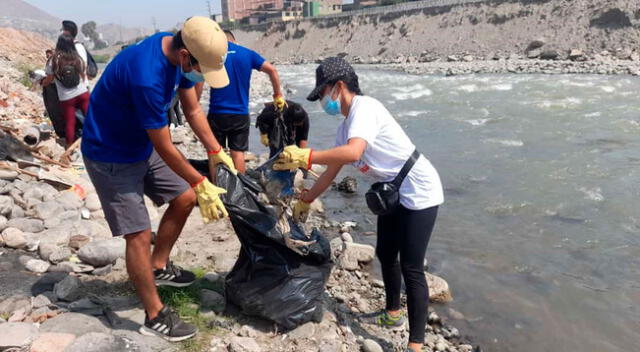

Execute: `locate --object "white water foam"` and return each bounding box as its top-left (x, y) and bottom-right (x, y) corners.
top-left (600, 86), bottom-right (616, 93)
top-left (466, 119), bottom-right (491, 126)
top-left (578, 187), bottom-right (604, 202)
top-left (485, 138), bottom-right (524, 147)
top-left (458, 84), bottom-right (478, 93)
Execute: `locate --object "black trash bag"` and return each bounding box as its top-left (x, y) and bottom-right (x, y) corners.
top-left (203, 163), bottom-right (332, 329)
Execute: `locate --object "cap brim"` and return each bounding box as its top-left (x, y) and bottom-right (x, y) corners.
top-left (202, 65), bottom-right (229, 89)
top-left (306, 84), bottom-right (324, 102)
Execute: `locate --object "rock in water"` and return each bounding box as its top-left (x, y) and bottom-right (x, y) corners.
top-left (77, 238), bottom-right (125, 267)
top-left (228, 336), bottom-right (262, 352)
top-left (0, 322), bottom-right (39, 350)
top-left (54, 275), bottom-right (82, 302)
top-left (362, 339), bottom-right (383, 352)
top-left (336, 176), bottom-right (357, 194)
top-left (1, 227), bottom-right (27, 248)
top-left (426, 272), bottom-right (453, 303)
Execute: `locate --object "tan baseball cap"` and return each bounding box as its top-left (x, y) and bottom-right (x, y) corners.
top-left (182, 16), bottom-right (229, 88)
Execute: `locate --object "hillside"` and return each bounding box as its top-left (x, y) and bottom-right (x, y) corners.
top-left (234, 0), bottom-right (640, 64)
top-left (0, 0), bottom-right (59, 39)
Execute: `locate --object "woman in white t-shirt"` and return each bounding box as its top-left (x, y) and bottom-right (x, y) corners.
top-left (273, 57), bottom-right (444, 352)
top-left (43, 34), bottom-right (89, 147)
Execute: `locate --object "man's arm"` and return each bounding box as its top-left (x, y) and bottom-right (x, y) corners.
top-left (178, 86), bottom-right (222, 153)
top-left (194, 82), bottom-right (205, 102)
top-left (147, 126), bottom-right (202, 185)
top-left (259, 61), bottom-right (283, 98)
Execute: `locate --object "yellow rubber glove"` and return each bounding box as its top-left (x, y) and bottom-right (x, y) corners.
top-left (208, 148), bottom-right (237, 174)
top-left (192, 177), bottom-right (228, 223)
top-left (260, 133), bottom-right (269, 147)
top-left (292, 199), bottom-right (311, 223)
top-left (273, 145), bottom-right (312, 170)
top-left (273, 95), bottom-right (287, 111)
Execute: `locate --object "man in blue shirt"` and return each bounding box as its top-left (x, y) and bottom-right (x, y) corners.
top-left (81, 17), bottom-right (234, 342)
top-left (195, 30), bottom-right (286, 173)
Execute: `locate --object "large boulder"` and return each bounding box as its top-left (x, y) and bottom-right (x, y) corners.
top-left (64, 332), bottom-right (132, 352)
top-left (53, 275), bottom-right (82, 302)
top-left (33, 200), bottom-right (64, 220)
top-left (1, 227), bottom-right (27, 249)
top-left (30, 332), bottom-right (76, 352)
top-left (0, 195), bottom-right (13, 216)
top-left (56, 191), bottom-right (83, 210)
top-left (338, 242), bottom-right (375, 270)
top-left (40, 313), bottom-right (110, 335)
top-left (7, 218), bottom-right (45, 233)
top-left (77, 238), bottom-right (125, 267)
top-left (0, 322), bottom-right (39, 350)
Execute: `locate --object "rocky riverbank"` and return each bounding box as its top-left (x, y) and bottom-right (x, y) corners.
top-left (233, 0), bottom-right (640, 76)
top-left (0, 42), bottom-right (474, 352)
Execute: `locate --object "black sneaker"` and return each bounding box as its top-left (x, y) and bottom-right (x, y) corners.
top-left (139, 306), bottom-right (197, 342)
top-left (154, 261), bottom-right (196, 287)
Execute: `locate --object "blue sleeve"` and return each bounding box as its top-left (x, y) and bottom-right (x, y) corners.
top-left (250, 50), bottom-right (266, 71)
top-left (179, 76), bottom-right (196, 89)
top-left (131, 85), bottom-right (169, 130)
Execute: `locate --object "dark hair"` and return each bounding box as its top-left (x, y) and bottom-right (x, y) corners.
top-left (45, 49), bottom-right (53, 54)
top-left (224, 30), bottom-right (235, 40)
top-left (285, 102), bottom-right (307, 124)
top-left (55, 34), bottom-right (77, 53)
top-left (329, 73), bottom-right (363, 96)
top-left (62, 20), bottom-right (78, 38)
top-left (53, 34), bottom-right (84, 80)
top-left (171, 31), bottom-right (198, 65)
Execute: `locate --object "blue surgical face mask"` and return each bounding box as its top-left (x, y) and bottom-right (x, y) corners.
top-left (181, 59), bottom-right (204, 83)
top-left (320, 85), bottom-right (341, 116)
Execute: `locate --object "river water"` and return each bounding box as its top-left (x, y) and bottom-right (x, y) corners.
top-left (244, 66), bottom-right (640, 352)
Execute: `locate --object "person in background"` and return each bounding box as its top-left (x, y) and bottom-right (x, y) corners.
top-left (42, 34), bottom-right (88, 147)
top-left (45, 49), bottom-right (53, 60)
top-left (61, 20), bottom-right (90, 89)
top-left (256, 100), bottom-right (309, 157)
top-left (81, 17), bottom-right (234, 342)
top-left (195, 29), bottom-right (286, 173)
top-left (273, 57), bottom-right (444, 352)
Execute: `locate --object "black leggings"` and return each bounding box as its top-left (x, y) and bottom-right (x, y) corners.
top-left (376, 205), bottom-right (438, 344)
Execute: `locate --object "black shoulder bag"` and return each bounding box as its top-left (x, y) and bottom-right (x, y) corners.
top-left (365, 149), bottom-right (420, 216)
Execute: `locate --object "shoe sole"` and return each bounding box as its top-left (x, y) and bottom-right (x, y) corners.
top-left (139, 326), bottom-right (197, 342)
top-left (155, 280), bottom-right (195, 288)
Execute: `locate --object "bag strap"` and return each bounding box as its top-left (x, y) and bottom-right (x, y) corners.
top-left (391, 149), bottom-right (420, 188)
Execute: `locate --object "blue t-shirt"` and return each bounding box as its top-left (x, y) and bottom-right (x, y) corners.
top-left (81, 32), bottom-right (195, 163)
top-left (208, 42), bottom-right (265, 115)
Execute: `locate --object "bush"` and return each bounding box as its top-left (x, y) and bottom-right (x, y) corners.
top-left (92, 54), bottom-right (111, 64)
top-left (16, 62), bottom-right (38, 88)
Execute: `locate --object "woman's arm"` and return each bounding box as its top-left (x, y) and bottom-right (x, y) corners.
top-left (312, 138), bottom-right (367, 166)
top-left (301, 163), bottom-right (342, 203)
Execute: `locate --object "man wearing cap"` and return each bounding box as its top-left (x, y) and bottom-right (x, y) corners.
top-left (195, 29), bottom-right (286, 174)
top-left (81, 17), bottom-right (233, 341)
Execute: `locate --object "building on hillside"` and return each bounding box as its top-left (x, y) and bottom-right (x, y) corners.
top-left (222, 0), bottom-right (285, 22)
top-left (302, 0), bottom-right (343, 17)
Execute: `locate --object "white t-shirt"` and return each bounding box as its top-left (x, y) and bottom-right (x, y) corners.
top-left (335, 95), bottom-right (444, 210)
top-left (45, 57), bottom-right (88, 101)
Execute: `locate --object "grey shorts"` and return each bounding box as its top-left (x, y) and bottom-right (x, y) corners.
top-left (84, 150), bottom-right (190, 236)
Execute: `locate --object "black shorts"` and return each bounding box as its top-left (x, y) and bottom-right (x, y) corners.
top-left (207, 113), bottom-right (250, 151)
